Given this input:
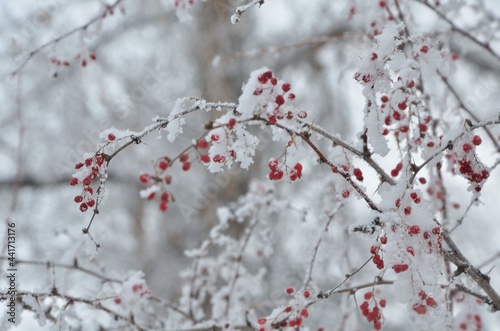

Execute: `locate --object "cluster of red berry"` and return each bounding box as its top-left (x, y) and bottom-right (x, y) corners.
top-left (268, 159), bottom-right (303, 181)
top-left (360, 291), bottom-right (386, 330)
top-left (253, 70), bottom-right (308, 125)
top-left (139, 157), bottom-right (173, 212)
top-left (256, 290), bottom-right (311, 331)
top-left (412, 290), bottom-right (437, 315)
top-left (455, 136), bottom-right (489, 192)
top-left (70, 153), bottom-right (107, 212)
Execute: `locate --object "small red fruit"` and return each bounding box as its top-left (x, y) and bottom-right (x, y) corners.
top-left (409, 225), bottom-right (420, 235)
top-left (182, 162), bottom-right (191, 171)
top-left (228, 118), bottom-right (237, 128)
top-left (79, 203), bottom-right (88, 212)
top-left (285, 287), bottom-right (294, 295)
top-left (472, 135), bottom-right (482, 146)
top-left (198, 139), bottom-right (208, 148)
top-left (70, 177), bottom-right (78, 186)
top-left (282, 83), bottom-right (291, 92)
top-left (139, 173), bottom-right (150, 184)
top-left (420, 45), bottom-right (429, 53)
top-left (200, 154), bottom-right (210, 163)
top-left (107, 133), bottom-right (116, 141)
top-left (180, 154), bottom-right (189, 162)
top-left (381, 95), bottom-right (389, 103)
top-left (276, 95), bottom-right (285, 106)
top-left (158, 159), bottom-right (169, 171)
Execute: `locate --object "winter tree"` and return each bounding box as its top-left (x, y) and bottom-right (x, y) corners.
top-left (1, 0), bottom-right (500, 330)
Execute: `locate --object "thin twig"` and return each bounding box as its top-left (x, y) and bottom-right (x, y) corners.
top-left (11, 0), bottom-right (125, 76)
top-left (303, 208), bottom-right (340, 290)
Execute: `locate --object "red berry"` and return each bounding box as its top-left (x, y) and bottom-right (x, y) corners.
top-left (393, 264), bottom-right (409, 273)
top-left (397, 101), bottom-right (407, 110)
top-left (70, 177), bottom-right (78, 186)
top-left (158, 159), bottom-right (169, 170)
top-left (451, 53), bottom-right (459, 60)
top-left (276, 95), bottom-right (285, 105)
top-left (371, 53), bottom-right (378, 61)
top-left (419, 123), bottom-right (427, 132)
top-left (409, 225), bottom-right (420, 235)
top-left (253, 88), bottom-right (263, 95)
top-left (258, 318), bottom-right (266, 325)
top-left (89, 53), bottom-right (97, 61)
top-left (298, 110), bottom-right (307, 119)
top-left (413, 303), bottom-right (427, 314)
top-left (463, 143), bottom-right (472, 153)
top-left (147, 192), bottom-right (155, 200)
top-left (379, 1), bottom-right (386, 7)
top-left (114, 298), bottom-right (122, 304)
top-left (85, 158), bottom-right (92, 166)
top-left (472, 135), bottom-right (482, 146)
top-left (393, 111), bottom-right (401, 120)
top-left (285, 287), bottom-right (294, 295)
top-left (420, 45), bottom-right (429, 53)
top-left (79, 203), bottom-right (88, 212)
top-left (107, 133), bottom-right (116, 141)
top-left (87, 199), bottom-right (95, 207)
top-left (198, 139), bottom-right (208, 149)
top-left (200, 154), bottom-right (210, 163)
top-left (407, 80), bottom-right (415, 88)
top-left (301, 309), bottom-right (308, 317)
top-left (182, 162), bottom-right (191, 171)
top-left (211, 134), bottom-right (219, 142)
top-left (180, 154), bottom-right (189, 162)
top-left (404, 207), bottom-right (412, 215)
top-left (282, 83), bottom-right (291, 92)
top-left (228, 118), bottom-right (237, 128)
top-left (270, 77), bottom-right (278, 85)
top-left (294, 163), bottom-right (303, 172)
top-left (84, 187), bottom-right (93, 194)
top-left (391, 169), bottom-right (399, 177)
top-left (81, 59), bottom-right (87, 67)
top-left (380, 236), bottom-right (387, 244)
top-left (83, 177), bottom-right (92, 186)
top-left (381, 95), bottom-right (389, 103)
top-left (139, 173), bottom-right (150, 184)
top-left (426, 297), bottom-right (437, 307)
top-left (288, 93), bottom-right (296, 100)
top-left (364, 292), bottom-right (373, 300)
top-left (303, 290), bottom-right (310, 298)
top-left (74, 195), bottom-right (83, 203)
top-left (379, 299), bottom-right (386, 307)
top-left (75, 162), bottom-right (84, 169)
top-left (341, 190), bottom-right (350, 198)
top-left (419, 177), bottom-right (427, 184)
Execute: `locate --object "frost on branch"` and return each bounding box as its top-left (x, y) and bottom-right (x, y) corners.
top-left (176, 181), bottom-right (280, 328)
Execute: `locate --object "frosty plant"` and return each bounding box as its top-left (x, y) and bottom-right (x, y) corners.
top-left (4, 0), bottom-right (500, 330)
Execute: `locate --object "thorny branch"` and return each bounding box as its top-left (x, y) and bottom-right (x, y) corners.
top-left (442, 231), bottom-right (500, 311)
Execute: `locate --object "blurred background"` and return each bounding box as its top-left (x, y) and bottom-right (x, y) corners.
top-left (1, 0), bottom-right (500, 330)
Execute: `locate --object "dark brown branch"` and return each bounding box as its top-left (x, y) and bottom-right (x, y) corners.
top-left (441, 232), bottom-right (500, 311)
